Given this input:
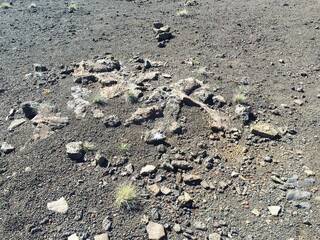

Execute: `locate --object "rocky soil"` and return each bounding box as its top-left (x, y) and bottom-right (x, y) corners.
top-left (0, 0), bottom-right (319, 239)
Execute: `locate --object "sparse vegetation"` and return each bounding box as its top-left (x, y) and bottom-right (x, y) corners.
top-left (0, 2), bottom-right (11, 9)
top-left (124, 90), bottom-right (139, 104)
top-left (82, 141), bottom-right (95, 151)
top-left (191, 58), bottom-right (200, 66)
top-left (176, 8), bottom-right (189, 17)
top-left (233, 87), bottom-right (247, 104)
top-left (197, 66), bottom-right (209, 76)
top-left (115, 183), bottom-right (138, 210)
top-left (68, 2), bottom-right (77, 12)
top-left (119, 143), bottom-right (128, 152)
top-left (91, 94), bottom-right (108, 106)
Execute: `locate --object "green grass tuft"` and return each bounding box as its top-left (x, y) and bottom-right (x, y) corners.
top-left (115, 183), bottom-right (137, 210)
top-left (68, 2), bottom-right (77, 12)
top-left (118, 143), bottom-right (128, 152)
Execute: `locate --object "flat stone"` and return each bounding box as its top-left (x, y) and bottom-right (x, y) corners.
top-left (286, 190), bottom-right (311, 201)
top-left (92, 109), bottom-right (105, 119)
top-left (268, 206), bottom-right (281, 216)
top-left (209, 233), bottom-right (222, 240)
top-left (66, 141), bottom-right (84, 161)
top-left (144, 129), bottom-right (166, 144)
top-left (160, 186), bottom-right (172, 195)
top-left (193, 221), bottom-right (207, 231)
top-left (146, 221), bottom-right (166, 240)
top-left (183, 174), bottom-right (202, 185)
top-left (294, 202), bottom-right (311, 209)
top-left (141, 72), bottom-right (159, 81)
top-left (125, 105), bottom-right (163, 125)
top-left (173, 223), bottom-right (182, 233)
top-left (47, 197), bottom-right (68, 213)
top-left (140, 165), bottom-right (157, 176)
top-left (147, 184), bottom-right (161, 196)
top-left (177, 192), bottom-right (193, 208)
top-left (171, 160), bottom-right (192, 170)
top-left (251, 208), bottom-right (260, 216)
top-left (8, 118), bottom-right (26, 131)
top-left (94, 233), bottom-right (109, 240)
top-left (251, 122), bottom-right (279, 139)
top-left (68, 234), bottom-right (79, 240)
top-left (1, 142), bottom-right (15, 154)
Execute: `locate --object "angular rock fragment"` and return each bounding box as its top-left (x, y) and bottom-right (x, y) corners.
top-left (47, 197), bottom-right (68, 213)
top-left (147, 184), bottom-right (161, 196)
top-left (140, 165), bottom-right (157, 176)
top-left (125, 105), bottom-right (163, 125)
top-left (8, 118), bottom-right (26, 131)
top-left (251, 122), bottom-right (279, 139)
top-left (144, 129), bottom-right (166, 144)
top-left (94, 233), bottom-right (109, 240)
top-left (183, 174), bottom-right (202, 185)
top-left (171, 160), bottom-right (192, 170)
top-left (286, 190), bottom-right (311, 201)
top-left (172, 77), bottom-right (201, 95)
top-left (268, 206), bottom-right (281, 216)
top-left (66, 141), bottom-right (84, 161)
top-left (21, 101), bottom-right (39, 119)
top-left (103, 115), bottom-right (121, 128)
top-left (146, 221), bottom-right (166, 240)
top-left (1, 142), bottom-right (15, 154)
top-left (177, 192), bottom-right (193, 208)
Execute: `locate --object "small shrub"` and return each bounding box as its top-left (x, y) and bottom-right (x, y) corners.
top-left (119, 143), bottom-right (128, 152)
top-left (191, 58), bottom-right (200, 66)
top-left (0, 2), bottom-right (11, 9)
top-left (233, 87), bottom-right (247, 104)
top-left (124, 90), bottom-right (139, 104)
top-left (68, 2), bottom-right (77, 12)
top-left (176, 8), bottom-right (189, 17)
top-left (82, 141), bottom-right (95, 151)
top-left (115, 183), bottom-right (138, 210)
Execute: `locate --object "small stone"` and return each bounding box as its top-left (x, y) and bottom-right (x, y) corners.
top-left (286, 190), bottom-right (311, 201)
top-left (92, 109), bottom-right (105, 119)
top-left (171, 160), bottom-right (192, 170)
top-left (162, 74), bottom-right (171, 78)
top-left (47, 197), bottom-right (68, 213)
top-left (153, 22), bottom-right (164, 29)
top-left (251, 122), bottom-right (279, 139)
top-left (303, 166), bottom-right (315, 176)
top-left (124, 163), bottom-right (134, 174)
top-left (102, 216), bottom-right (112, 231)
top-left (8, 118), bottom-right (27, 131)
top-left (294, 202), bottom-right (311, 209)
top-left (147, 184), bottom-right (161, 196)
top-left (209, 233), bottom-right (222, 240)
top-left (183, 174), bottom-right (202, 185)
top-left (156, 32), bottom-right (172, 42)
top-left (95, 152), bottom-right (108, 167)
top-left (263, 155), bottom-right (273, 163)
top-left (160, 186), bottom-right (172, 195)
top-left (94, 233), bottom-right (109, 240)
top-left (103, 115), bottom-right (121, 128)
top-left (66, 142), bottom-right (84, 161)
top-left (68, 233), bottom-right (79, 240)
top-left (173, 223), bottom-right (182, 233)
top-left (144, 129), bottom-right (166, 144)
top-left (21, 101), bottom-right (39, 119)
top-left (177, 192), bottom-right (193, 208)
top-left (146, 221), bottom-right (166, 240)
top-left (251, 208), bottom-right (260, 216)
top-left (201, 180), bottom-right (210, 190)
top-left (279, 59), bottom-right (285, 63)
top-left (141, 72), bottom-right (160, 81)
top-left (193, 221), bottom-right (207, 231)
top-left (1, 142), bottom-right (15, 154)
top-left (268, 206), bottom-right (281, 216)
top-left (140, 165), bottom-right (157, 176)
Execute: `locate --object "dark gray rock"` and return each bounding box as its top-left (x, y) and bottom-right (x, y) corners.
top-left (286, 190), bottom-right (311, 201)
top-left (103, 115), bottom-right (121, 128)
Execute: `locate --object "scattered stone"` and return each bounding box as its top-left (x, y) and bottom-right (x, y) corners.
top-left (66, 141), bottom-right (84, 161)
top-left (146, 221), bottom-right (166, 240)
top-left (1, 142), bottom-right (15, 154)
top-left (8, 118), bottom-right (26, 131)
top-left (211, 95), bottom-right (226, 108)
top-left (171, 160), bottom-right (192, 170)
top-left (94, 233), bottom-right (109, 240)
top-left (124, 163), bottom-right (134, 174)
top-left (141, 72), bottom-right (159, 81)
top-left (125, 105), bottom-right (163, 125)
top-left (263, 155), bottom-right (273, 163)
top-left (160, 186), bottom-right (172, 195)
top-left (268, 206), bottom-right (281, 216)
top-left (294, 202), bottom-right (311, 209)
top-left (279, 59), bottom-right (285, 63)
top-left (144, 129), bottom-right (166, 144)
top-left (251, 122), bottom-right (279, 139)
top-left (34, 64), bottom-right (48, 72)
top-left (173, 223), bottom-right (182, 233)
top-left (140, 165), bottom-right (157, 176)
top-left (235, 105), bottom-right (253, 124)
top-left (173, 77), bottom-right (201, 95)
top-left (201, 180), bottom-right (210, 190)
top-left (147, 184), bottom-right (161, 196)
top-left (286, 190), bottom-right (311, 201)
top-left (192, 88), bottom-right (214, 104)
top-left (251, 208), bottom-right (260, 216)
top-left (103, 115), bottom-right (121, 128)
top-left (209, 233), bottom-right (222, 240)
top-left (102, 216), bottom-right (112, 231)
top-left (68, 233), bottom-right (79, 240)
top-left (47, 197), bottom-right (68, 213)
top-left (303, 166), bottom-right (315, 176)
top-left (92, 109), bottom-right (105, 119)
top-left (21, 101), bottom-right (39, 119)
top-left (95, 152), bottom-right (108, 167)
top-left (193, 221), bottom-right (207, 231)
top-left (177, 192), bottom-right (193, 208)
top-left (183, 174), bottom-right (202, 185)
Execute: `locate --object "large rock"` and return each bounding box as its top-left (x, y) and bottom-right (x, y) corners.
top-left (172, 77), bottom-right (201, 95)
top-left (66, 142), bottom-right (84, 161)
top-left (251, 122), bottom-right (279, 139)
top-left (103, 115), bottom-right (121, 128)
top-left (47, 197), bottom-right (68, 213)
top-left (146, 221), bottom-right (166, 240)
top-left (140, 165), bottom-right (157, 176)
top-left (144, 129), bottom-right (166, 144)
top-left (125, 105), bottom-right (163, 125)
